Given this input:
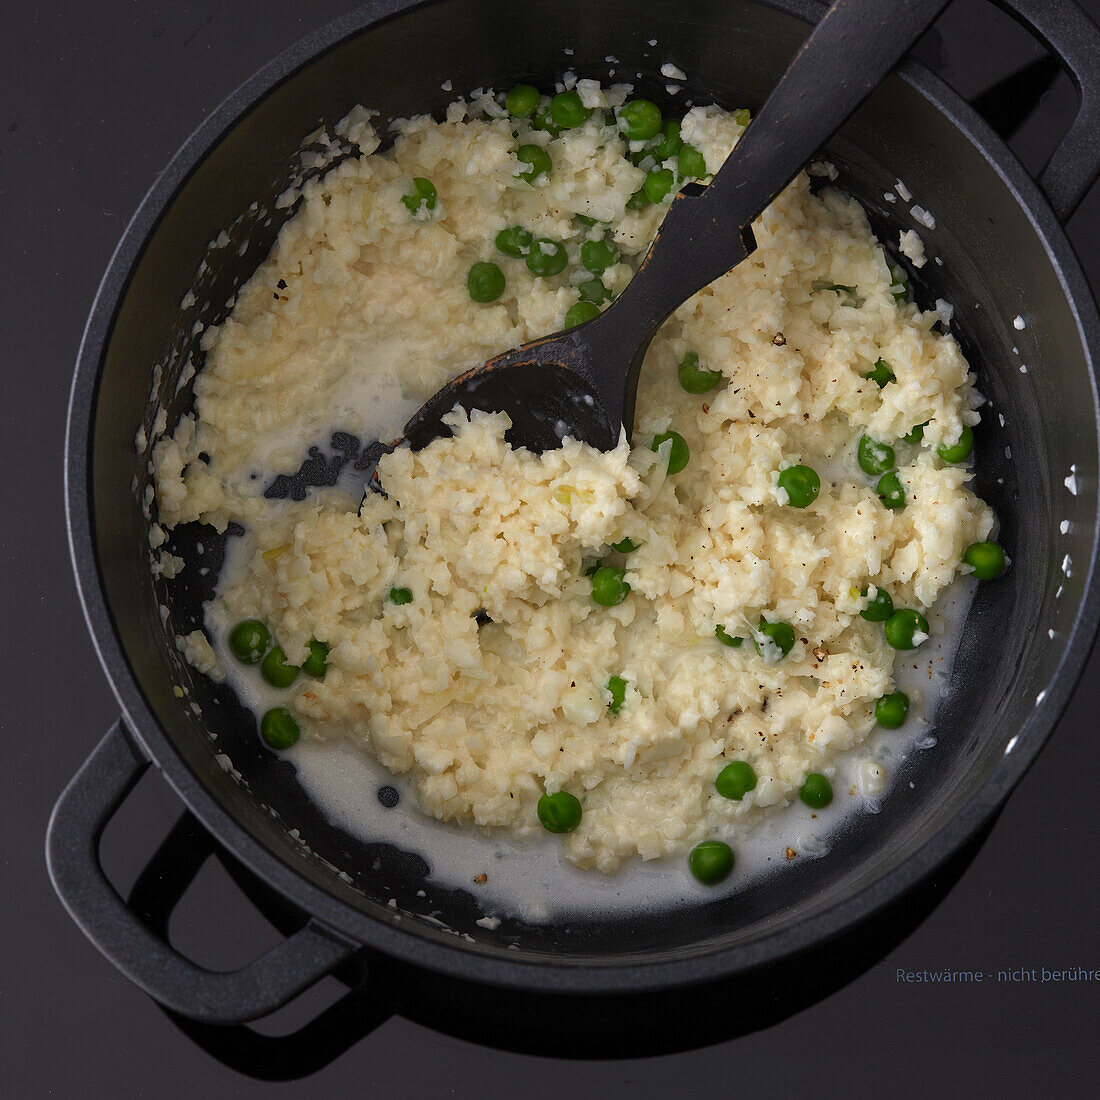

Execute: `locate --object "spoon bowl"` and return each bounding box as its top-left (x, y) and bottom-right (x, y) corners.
top-left (403, 196), bottom-right (754, 452)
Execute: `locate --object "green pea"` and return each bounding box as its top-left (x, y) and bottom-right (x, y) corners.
top-left (755, 619), bottom-right (796, 660)
top-left (884, 608), bottom-right (929, 650)
top-left (858, 435), bottom-right (896, 476)
top-left (777, 464), bottom-right (821, 508)
top-left (531, 106), bottom-right (561, 137)
top-left (817, 282), bottom-right (862, 306)
top-left (860, 586), bottom-right (894, 623)
top-left (677, 351), bottom-right (723, 394)
top-left (963, 540), bottom-right (1007, 580)
top-left (565, 301), bottom-right (600, 327)
top-left (591, 565), bottom-right (630, 606)
top-left (611, 537), bottom-right (639, 553)
top-left (875, 691), bottom-right (910, 729)
top-left (537, 791), bottom-right (582, 833)
top-left (651, 430), bottom-right (690, 474)
top-left (575, 213), bottom-right (597, 226)
top-left (677, 143), bottom-right (707, 179)
top-left (389, 586), bottom-right (413, 605)
top-left (876, 471), bottom-right (906, 510)
top-left (607, 675), bottom-right (627, 715)
top-left (617, 98), bottom-right (662, 141)
top-left (516, 143), bottom-right (552, 183)
top-left (261, 707), bottom-right (300, 750)
top-left (550, 89), bottom-right (591, 129)
top-left (937, 424), bottom-right (974, 463)
top-left (229, 619), bottom-right (270, 664)
top-left (715, 624), bottom-right (744, 648)
top-left (578, 277), bottom-right (611, 303)
top-left (865, 358), bottom-right (895, 388)
top-left (401, 177), bottom-right (437, 216)
top-left (261, 646), bottom-right (299, 689)
top-left (888, 263), bottom-right (910, 302)
top-left (799, 773), bottom-right (833, 809)
top-left (525, 237), bottom-right (568, 277)
top-left (716, 761), bottom-right (757, 801)
top-left (653, 119), bottom-right (682, 161)
top-left (496, 225), bottom-right (533, 257)
top-left (688, 840), bottom-right (734, 885)
top-left (643, 167), bottom-right (675, 204)
top-left (467, 261), bottom-right (505, 303)
top-left (733, 107), bottom-right (752, 127)
top-left (580, 238), bottom-right (617, 274)
top-left (626, 187), bottom-right (651, 210)
top-left (505, 84), bottom-right (540, 118)
top-left (302, 639), bottom-right (330, 678)
top-left (903, 421), bottom-right (928, 445)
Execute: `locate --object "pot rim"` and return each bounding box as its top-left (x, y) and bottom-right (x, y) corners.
top-left (65, 0), bottom-right (1100, 994)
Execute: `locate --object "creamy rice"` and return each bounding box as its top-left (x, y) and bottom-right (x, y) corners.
top-left (152, 85), bottom-right (993, 873)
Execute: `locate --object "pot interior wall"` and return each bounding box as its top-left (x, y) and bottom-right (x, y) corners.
top-left (89, 0), bottom-right (1098, 963)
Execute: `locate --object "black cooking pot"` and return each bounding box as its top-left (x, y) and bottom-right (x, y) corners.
top-left (48, 0), bottom-right (1100, 1027)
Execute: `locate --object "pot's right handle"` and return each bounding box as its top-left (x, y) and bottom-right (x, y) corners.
top-left (46, 722), bottom-right (356, 1024)
top-left (993, 0), bottom-right (1100, 222)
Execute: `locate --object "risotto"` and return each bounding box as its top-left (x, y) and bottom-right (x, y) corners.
top-left (152, 79), bottom-right (999, 876)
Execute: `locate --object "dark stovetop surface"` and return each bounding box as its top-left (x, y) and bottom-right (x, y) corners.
top-left (4, 1), bottom-right (1100, 1095)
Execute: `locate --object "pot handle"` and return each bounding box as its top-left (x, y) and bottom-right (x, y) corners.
top-left (994, 0), bottom-right (1100, 222)
top-left (45, 721), bottom-right (356, 1024)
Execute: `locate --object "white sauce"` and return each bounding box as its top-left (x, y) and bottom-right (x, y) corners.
top-left (207, 496), bottom-right (981, 922)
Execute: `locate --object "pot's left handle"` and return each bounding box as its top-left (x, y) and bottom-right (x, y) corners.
top-left (46, 722), bottom-right (356, 1024)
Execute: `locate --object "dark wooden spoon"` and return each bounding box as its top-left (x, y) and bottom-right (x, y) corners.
top-left (400, 0), bottom-right (950, 454)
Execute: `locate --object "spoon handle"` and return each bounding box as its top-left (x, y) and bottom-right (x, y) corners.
top-left (705, 0), bottom-right (951, 228)
top-left (605, 0), bottom-right (951, 340)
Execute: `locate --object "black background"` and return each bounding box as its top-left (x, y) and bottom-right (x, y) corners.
top-left (4, 1), bottom-right (1100, 1095)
